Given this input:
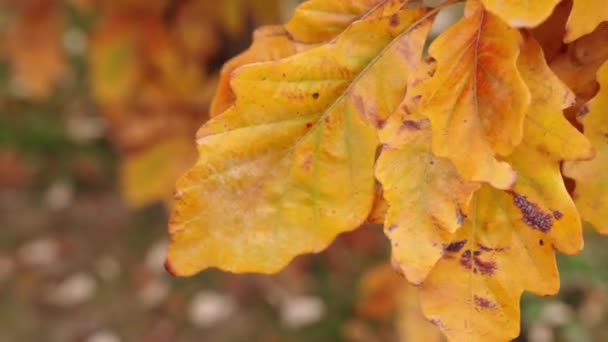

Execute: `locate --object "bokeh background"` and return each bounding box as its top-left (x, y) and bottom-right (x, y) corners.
top-left (1, 1), bottom-right (607, 341)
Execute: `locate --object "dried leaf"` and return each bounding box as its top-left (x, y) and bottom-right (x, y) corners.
top-left (421, 0), bottom-right (530, 189)
top-left (563, 61), bottom-right (608, 234)
top-left (167, 3), bottom-right (435, 276)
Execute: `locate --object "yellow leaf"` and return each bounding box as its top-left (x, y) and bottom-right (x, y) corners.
top-left (167, 3), bottom-right (435, 276)
top-left (285, 0), bottom-right (385, 43)
top-left (421, 0), bottom-right (530, 189)
top-left (481, 0), bottom-right (561, 28)
top-left (420, 186), bottom-right (560, 342)
top-left (565, 0), bottom-right (608, 42)
top-left (550, 23), bottom-right (608, 107)
top-left (511, 34), bottom-right (593, 253)
top-left (376, 57), bottom-right (480, 285)
top-left (563, 61), bottom-right (608, 234)
top-left (211, 0), bottom-right (391, 117)
top-left (419, 34), bottom-right (593, 342)
top-left (210, 26), bottom-right (302, 117)
top-left (121, 137), bottom-right (197, 207)
top-left (398, 281), bottom-right (444, 342)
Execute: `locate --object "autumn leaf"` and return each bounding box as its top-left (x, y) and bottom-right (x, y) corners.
top-left (551, 23), bottom-right (608, 108)
top-left (565, 0), bottom-right (608, 42)
top-left (5, 1), bottom-right (65, 99)
top-left (481, 0), bottom-right (561, 28)
top-left (284, 0), bottom-right (385, 43)
top-left (420, 0), bottom-right (530, 189)
top-left (376, 56), bottom-right (480, 285)
top-left (166, 2), bottom-right (436, 276)
top-left (420, 186), bottom-right (560, 342)
top-left (480, 0), bottom-right (608, 43)
top-left (563, 61), bottom-right (608, 234)
top-left (210, 26), bottom-right (303, 117)
top-left (419, 34), bottom-right (593, 341)
top-left (211, 0), bottom-right (389, 117)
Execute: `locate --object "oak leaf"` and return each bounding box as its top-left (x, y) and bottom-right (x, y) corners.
top-left (166, 3), bottom-right (435, 276)
top-left (210, 0), bottom-right (388, 117)
top-left (376, 56), bottom-right (480, 285)
top-left (563, 61), bottom-right (608, 234)
top-left (420, 0), bottom-right (530, 189)
top-left (419, 34), bottom-right (593, 341)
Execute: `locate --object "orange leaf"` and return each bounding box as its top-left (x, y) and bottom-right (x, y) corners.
top-left (421, 0), bottom-right (530, 189)
top-left (563, 60), bottom-right (608, 234)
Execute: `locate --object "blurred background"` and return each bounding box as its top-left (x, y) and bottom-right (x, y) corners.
top-left (0, 0), bottom-right (607, 341)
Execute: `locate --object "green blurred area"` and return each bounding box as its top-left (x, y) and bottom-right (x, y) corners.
top-left (0, 1), bottom-right (607, 342)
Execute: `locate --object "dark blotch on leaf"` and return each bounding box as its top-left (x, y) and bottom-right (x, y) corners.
top-left (512, 193), bottom-right (553, 232)
top-left (553, 210), bottom-right (563, 220)
top-left (389, 13), bottom-right (400, 27)
top-left (474, 295), bottom-right (497, 310)
top-left (444, 240), bottom-right (467, 253)
top-left (456, 208), bottom-right (466, 225)
top-left (460, 249), bottom-right (497, 276)
top-left (312, 92), bottom-right (319, 100)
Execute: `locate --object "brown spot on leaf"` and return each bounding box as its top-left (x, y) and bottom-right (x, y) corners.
top-left (460, 249), bottom-right (497, 276)
top-left (513, 193), bottom-right (553, 232)
top-left (306, 122), bottom-right (314, 128)
top-left (553, 210), bottom-right (563, 220)
top-left (312, 92), bottom-right (319, 100)
top-left (429, 318), bottom-right (446, 329)
top-left (478, 243), bottom-right (493, 252)
top-left (474, 295), bottom-right (497, 310)
top-left (539, 239), bottom-right (544, 246)
top-left (389, 13), bottom-right (400, 27)
top-left (444, 240), bottom-right (467, 253)
top-left (301, 154), bottom-right (313, 171)
top-left (402, 120), bottom-right (421, 130)
top-left (456, 208), bottom-right (466, 225)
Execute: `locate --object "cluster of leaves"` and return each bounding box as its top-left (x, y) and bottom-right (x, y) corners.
top-left (168, 0), bottom-right (608, 340)
top-left (1, 0), bottom-right (283, 207)
top-left (87, 0), bottom-right (282, 206)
